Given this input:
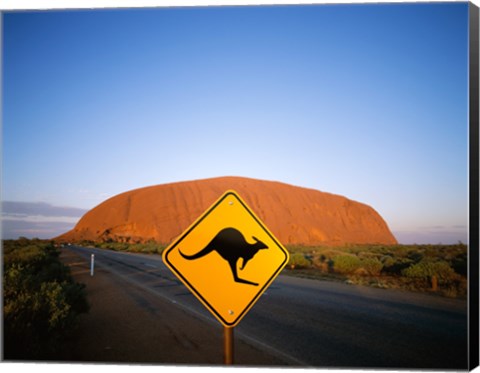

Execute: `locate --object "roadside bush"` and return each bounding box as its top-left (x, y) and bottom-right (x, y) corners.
top-left (360, 257), bottom-right (383, 276)
top-left (102, 242), bottom-right (129, 251)
top-left (95, 240), bottom-right (164, 254)
top-left (407, 250), bottom-right (424, 263)
top-left (381, 255), bottom-right (395, 268)
top-left (402, 260), bottom-right (457, 285)
top-left (3, 239), bottom-right (89, 360)
top-left (288, 253), bottom-right (312, 269)
top-left (332, 255), bottom-right (362, 274)
top-left (285, 243), bottom-right (467, 297)
top-left (381, 256), bottom-right (413, 276)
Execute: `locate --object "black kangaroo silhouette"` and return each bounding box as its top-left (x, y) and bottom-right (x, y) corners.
top-left (179, 227), bottom-right (268, 286)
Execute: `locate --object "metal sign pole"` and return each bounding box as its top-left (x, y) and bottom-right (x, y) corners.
top-left (223, 326), bottom-right (234, 365)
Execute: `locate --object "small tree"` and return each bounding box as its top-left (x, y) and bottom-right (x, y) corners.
top-left (402, 260), bottom-right (456, 290)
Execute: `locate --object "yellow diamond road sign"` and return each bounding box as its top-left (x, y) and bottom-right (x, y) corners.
top-left (162, 190), bottom-right (290, 327)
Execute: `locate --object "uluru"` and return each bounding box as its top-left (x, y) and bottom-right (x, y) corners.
top-left (56, 176), bottom-right (397, 246)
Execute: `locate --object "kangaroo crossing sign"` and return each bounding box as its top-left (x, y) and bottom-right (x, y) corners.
top-left (162, 190), bottom-right (289, 327)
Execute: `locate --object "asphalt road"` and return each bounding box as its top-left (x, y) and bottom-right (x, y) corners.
top-left (65, 245), bottom-right (468, 369)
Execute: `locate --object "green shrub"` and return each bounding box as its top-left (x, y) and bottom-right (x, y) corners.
top-left (3, 239), bottom-right (89, 360)
top-left (360, 257), bottom-right (383, 276)
top-left (381, 256), bottom-right (413, 276)
top-left (402, 260), bottom-right (457, 284)
top-left (381, 255), bottom-right (395, 267)
top-left (94, 240), bottom-right (164, 254)
top-left (333, 255), bottom-right (362, 274)
top-left (284, 243), bottom-right (467, 297)
top-left (407, 251), bottom-right (424, 263)
top-left (288, 253), bottom-right (312, 269)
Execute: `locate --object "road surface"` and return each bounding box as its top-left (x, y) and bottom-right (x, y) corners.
top-left (64, 245), bottom-right (468, 369)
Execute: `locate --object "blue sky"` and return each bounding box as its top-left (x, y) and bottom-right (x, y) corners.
top-left (2, 3), bottom-right (471, 243)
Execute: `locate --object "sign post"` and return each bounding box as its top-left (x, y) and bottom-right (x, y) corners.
top-left (162, 190), bottom-right (289, 363)
top-left (224, 327), bottom-right (234, 365)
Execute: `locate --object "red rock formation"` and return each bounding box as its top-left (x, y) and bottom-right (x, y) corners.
top-left (56, 176), bottom-right (397, 246)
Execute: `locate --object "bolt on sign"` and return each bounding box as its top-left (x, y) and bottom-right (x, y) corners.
top-left (162, 190), bottom-right (290, 327)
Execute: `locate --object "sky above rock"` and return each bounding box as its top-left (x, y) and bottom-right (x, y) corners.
top-left (2, 1), bottom-right (471, 244)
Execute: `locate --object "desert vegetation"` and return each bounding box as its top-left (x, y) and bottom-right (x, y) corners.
top-left (78, 240), bottom-right (166, 254)
top-left (3, 238), bottom-right (89, 360)
top-left (79, 238), bottom-right (468, 298)
top-left (285, 243), bottom-right (467, 298)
